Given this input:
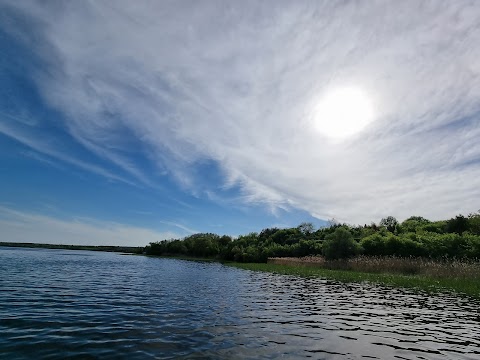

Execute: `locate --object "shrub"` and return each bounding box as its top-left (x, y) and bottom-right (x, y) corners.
top-left (400, 216), bottom-right (431, 233)
top-left (468, 213), bottom-right (480, 235)
top-left (322, 227), bottom-right (360, 260)
top-left (446, 215), bottom-right (469, 234)
top-left (360, 233), bottom-right (391, 256)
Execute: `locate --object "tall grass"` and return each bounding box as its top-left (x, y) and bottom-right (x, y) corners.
top-left (252, 256), bottom-right (480, 298)
top-left (230, 261), bottom-right (480, 298)
top-left (267, 256), bottom-right (480, 279)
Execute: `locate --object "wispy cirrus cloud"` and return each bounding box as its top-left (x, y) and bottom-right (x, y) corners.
top-left (0, 114), bottom-right (135, 185)
top-left (2, 0), bottom-right (480, 223)
top-left (158, 220), bottom-right (198, 235)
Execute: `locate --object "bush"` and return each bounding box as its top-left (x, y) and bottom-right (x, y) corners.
top-left (360, 234), bottom-right (386, 256)
top-left (446, 215), bottom-right (469, 234)
top-left (400, 216), bottom-right (431, 233)
top-left (322, 227), bottom-right (360, 260)
top-left (468, 213), bottom-right (480, 235)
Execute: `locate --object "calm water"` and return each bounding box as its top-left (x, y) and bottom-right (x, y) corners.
top-left (0, 247), bottom-right (479, 359)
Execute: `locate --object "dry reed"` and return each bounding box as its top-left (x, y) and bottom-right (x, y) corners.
top-left (267, 256), bottom-right (480, 280)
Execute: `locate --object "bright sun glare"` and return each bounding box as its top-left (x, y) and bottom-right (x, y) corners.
top-left (312, 87), bottom-right (374, 141)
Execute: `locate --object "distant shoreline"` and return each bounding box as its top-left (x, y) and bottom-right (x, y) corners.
top-left (0, 242), bottom-right (144, 254)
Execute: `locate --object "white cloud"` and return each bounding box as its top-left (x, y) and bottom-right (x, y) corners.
top-left (3, 1), bottom-right (480, 223)
top-left (0, 206), bottom-right (179, 246)
top-left (158, 220), bottom-right (198, 235)
top-left (0, 112), bottom-right (136, 186)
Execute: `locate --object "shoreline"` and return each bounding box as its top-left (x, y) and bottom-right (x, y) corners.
top-left (3, 244), bottom-right (479, 298)
top-left (226, 262), bottom-right (480, 299)
top-left (145, 254), bottom-right (480, 299)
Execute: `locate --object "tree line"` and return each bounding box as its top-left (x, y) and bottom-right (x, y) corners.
top-left (145, 212), bottom-right (480, 261)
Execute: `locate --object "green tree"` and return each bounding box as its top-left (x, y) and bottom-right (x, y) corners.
top-left (322, 227), bottom-right (360, 260)
top-left (446, 215), bottom-right (469, 234)
top-left (360, 234), bottom-right (387, 256)
top-left (468, 212), bottom-right (480, 235)
top-left (380, 216), bottom-right (398, 233)
top-left (297, 222), bottom-right (314, 235)
top-left (401, 216), bottom-right (431, 233)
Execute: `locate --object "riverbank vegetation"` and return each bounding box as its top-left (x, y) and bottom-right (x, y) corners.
top-left (145, 212), bottom-right (480, 296)
top-left (4, 213), bottom-right (479, 295)
top-left (145, 212), bottom-right (480, 262)
top-left (266, 255), bottom-right (480, 279)
top-left (228, 262), bottom-right (480, 298)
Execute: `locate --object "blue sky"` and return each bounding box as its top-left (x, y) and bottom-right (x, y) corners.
top-left (1, 1), bottom-right (479, 246)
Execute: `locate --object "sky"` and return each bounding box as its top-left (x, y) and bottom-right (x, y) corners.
top-left (1, 1), bottom-right (479, 246)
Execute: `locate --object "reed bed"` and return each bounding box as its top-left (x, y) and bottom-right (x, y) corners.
top-left (230, 262), bottom-right (480, 298)
top-left (267, 256), bottom-right (480, 280)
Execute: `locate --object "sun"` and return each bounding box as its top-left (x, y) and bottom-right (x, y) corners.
top-left (312, 86), bottom-right (375, 141)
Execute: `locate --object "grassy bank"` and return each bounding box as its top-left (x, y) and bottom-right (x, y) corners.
top-left (148, 254), bottom-right (480, 298)
top-left (227, 262), bottom-right (480, 299)
top-left (268, 255), bottom-right (480, 279)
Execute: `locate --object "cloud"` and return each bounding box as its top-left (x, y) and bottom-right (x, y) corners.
top-left (158, 220), bottom-right (198, 235)
top-left (2, 1), bottom-right (480, 223)
top-left (0, 111), bottom-right (136, 185)
top-left (0, 206), bottom-right (179, 246)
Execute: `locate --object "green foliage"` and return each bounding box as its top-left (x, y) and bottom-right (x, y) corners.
top-left (361, 233), bottom-right (416, 257)
top-left (418, 232), bottom-right (469, 258)
top-left (380, 216), bottom-right (398, 233)
top-left (400, 216), bottom-right (431, 233)
top-left (297, 222), bottom-right (314, 235)
top-left (420, 220), bottom-right (446, 233)
top-left (360, 234), bottom-right (386, 256)
top-left (446, 215), bottom-right (469, 234)
top-left (468, 212), bottom-right (480, 235)
top-left (464, 232), bottom-right (480, 258)
top-left (322, 227), bottom-right (360, 260)
top-left (145, 213), bottom-right (480, 262)
top-left (8, 212), bottom-right (480, 264)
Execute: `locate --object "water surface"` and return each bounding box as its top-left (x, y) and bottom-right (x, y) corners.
top-left (0, 247), bottom-right (479, 359)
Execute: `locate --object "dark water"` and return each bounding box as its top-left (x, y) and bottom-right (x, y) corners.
top-left (1, 247), bottom-right (479, 359)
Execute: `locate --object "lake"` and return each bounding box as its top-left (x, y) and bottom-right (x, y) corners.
top-left (0, 247), bottom-right (479, 359)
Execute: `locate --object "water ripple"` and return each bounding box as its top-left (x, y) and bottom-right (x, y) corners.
top-left (1, 247), bottom-right (479, 359)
